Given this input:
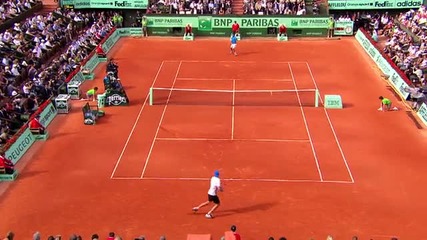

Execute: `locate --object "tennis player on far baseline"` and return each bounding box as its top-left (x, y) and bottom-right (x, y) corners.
top-left (192, 170), bottom-right (223, 219)
top-left (230, 34), bottom-right (238, 56)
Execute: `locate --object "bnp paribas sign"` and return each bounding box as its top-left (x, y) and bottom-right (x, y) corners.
top-left (328, 0), bottom-right (422, 10)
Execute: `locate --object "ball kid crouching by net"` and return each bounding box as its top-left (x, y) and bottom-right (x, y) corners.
top-left (279, 24), bottom-right (287, 37)
top-left (185, 24), bottom-right (193, 36)
top-left (232, 21), bottom-right (240, 36)
top-left (85, 87), bottom-right (99, 101)
top-left (378, 96), bottom-right (398, 111)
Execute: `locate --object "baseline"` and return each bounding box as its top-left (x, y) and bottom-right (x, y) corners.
top-left (155, 137), bottom-right (310, 143)
top-left (111, 176), bottom-right (353, 184)
top-left (176, 77), bottom-right (293, 82)
top-left (164, 60), bottom-right (309, 64)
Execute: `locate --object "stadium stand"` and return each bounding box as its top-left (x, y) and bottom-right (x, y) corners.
top-left (0, 8), bottom-right (114, 150)
top-left (0, 0), bottom-right (40, 24)
top-left (383, 8), bottom-right (427, 87)
top-left (336, 11), bottom-right (422, 85)
top-left (242, 0), bottom-right (306, 15)
top-left (307, 9), bottom-right (427, 111)
top-left (398, 7), bottom-right (427, 40)
top-left (147, 0), bottom-right (233, 14)
top-left (333, 12), bottom-right (395, 34)
top-left (0, 231), bottom-right (403, 240)
top-left (350, 7), bottom-right (427, 111)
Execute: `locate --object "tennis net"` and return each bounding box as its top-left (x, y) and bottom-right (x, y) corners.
top-left (149, 87), bottom-right (320, 107)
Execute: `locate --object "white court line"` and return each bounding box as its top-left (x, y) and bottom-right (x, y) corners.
top-left (151, 87), bottom-right (316, 93)
top-left (140, 61), bottom-right (183, 179)
top-left (231, 79), bottom-right (236, 140)
top-left (164, 60), bottom-right (309, 64)
top-left (155, 137), bottom-right (310, 143)
top-left (305, 62), bottom-right (355, 183)
top-left (176, 77), bottom-right (293, 82)
top-left (288, 63), bottom-right (324, 182)
top-left (110, 61), bottom-right (165, 179)
top-left (112, 176), bottom-right (353, 184)
top-left (111, 177), bottom-right (143, 180)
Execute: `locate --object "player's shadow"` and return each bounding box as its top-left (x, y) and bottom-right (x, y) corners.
top-left (237, 51), bottom-right (256, 56)
top-left (215, 202), bottom-right (278, 217)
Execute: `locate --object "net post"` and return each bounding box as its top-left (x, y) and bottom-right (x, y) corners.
top-left (149, 87), bottom-right (153, 105)
top-left (315, 89), bottom-right (319, 107)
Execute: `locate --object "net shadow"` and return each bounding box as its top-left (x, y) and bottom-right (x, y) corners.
top-left (152, 89), bottom-right (317, 107)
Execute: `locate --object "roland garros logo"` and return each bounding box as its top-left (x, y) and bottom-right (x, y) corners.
top-left (56, 101), bottom-right (67, 109)
top-left (107, 94), bottom-right (127, 106)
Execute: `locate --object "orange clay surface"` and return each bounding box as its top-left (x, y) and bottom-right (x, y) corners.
top-left (1, 37), bottom-right (427, 240)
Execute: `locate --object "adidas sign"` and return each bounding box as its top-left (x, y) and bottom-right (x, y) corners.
top-left (396, 0), bottom-right (422, 7)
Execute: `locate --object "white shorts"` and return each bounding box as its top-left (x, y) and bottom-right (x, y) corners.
top-left (231, 44), bottom-right (236, 49)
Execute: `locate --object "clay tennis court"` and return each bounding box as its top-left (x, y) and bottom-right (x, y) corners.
top-left (1, 37), bottom-right (427, 240)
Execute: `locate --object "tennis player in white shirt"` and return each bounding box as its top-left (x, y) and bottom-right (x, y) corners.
top-left (192, 170), bottom-right (223, 219)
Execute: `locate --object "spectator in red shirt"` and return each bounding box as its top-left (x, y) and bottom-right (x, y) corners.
top-left (4, 231), bottom-right (15, 240)
top-left (230, 225), bottom-right (241, 240)
top-left (0, 152), bottom-right (14, 174)
top-left (107, 232), bottom-right (115, 240)
top-left (232, 21), bottom-right (240, 35)
top-left (96, 44), bottom-right (106, 58)
top-left (185, 24), bottom-right (193, 36)
top-left (279, 24), bottom-right (287, 36)
top-left (28, 115), bottom-right (45, 134)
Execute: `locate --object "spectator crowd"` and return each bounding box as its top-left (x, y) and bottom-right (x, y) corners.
top-left (380, 7), bottom-right (427, 109)
top-left (243, 0), bottom-right (306, 15)
top-left (332, 11), bottom-right (395, 35)
top-left (2, 231), bottom-right (168, 240)
top-left (146, 0), bottom-right (307, 15)
top-left (0, 0), bottom-right (116, 150)
top-left (336, 9), bottom-right (427, 110)
top-left (0, 230), bottom-right (401, 240)
top-left (147, 0), bottom-right (233, 14)
top-left (0, 0), bottom-right (39, 24)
